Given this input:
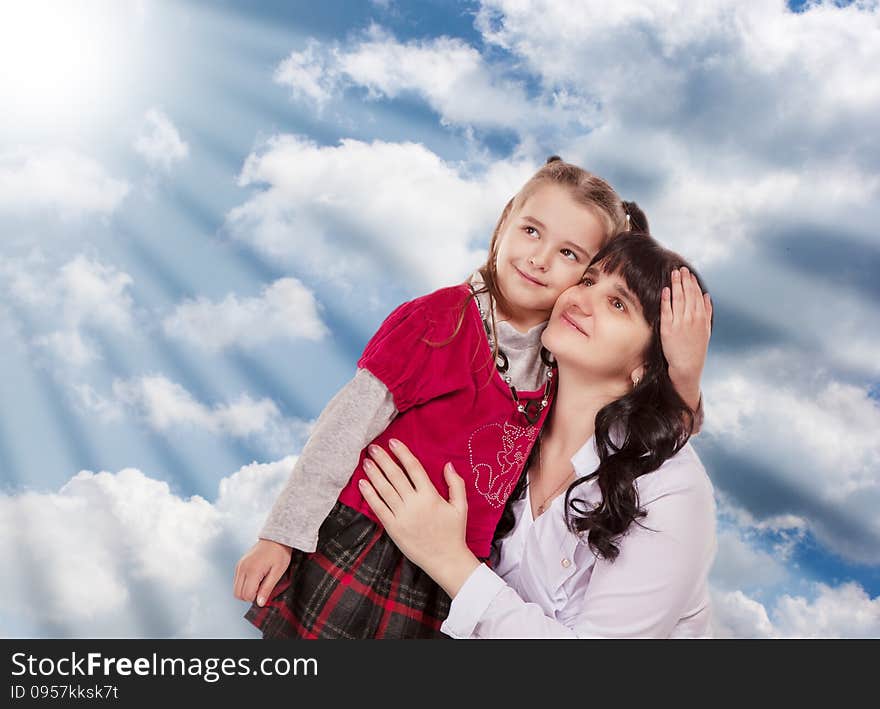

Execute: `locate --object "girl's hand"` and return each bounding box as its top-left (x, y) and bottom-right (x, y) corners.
top-left (660, 267), bottom-right (712, 414)
top-left (233, 539), bottom-right (292, 607)
top-left (359, 440), bottom-right (481, 597)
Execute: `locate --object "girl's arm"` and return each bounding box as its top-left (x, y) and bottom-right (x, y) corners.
top-left (259, 368), bottom-right (397, 551)
top-left (234, 369), bottom-right (396, 608)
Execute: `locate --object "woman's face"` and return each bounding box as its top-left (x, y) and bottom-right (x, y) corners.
top-left (541, 265), bottom-right (653, 385)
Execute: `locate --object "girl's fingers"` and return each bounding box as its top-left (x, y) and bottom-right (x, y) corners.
top-left (671, 268), bottom-right (686, 320)
top-left (255, 566), bottom-right (283, 607)
top-left (233, 567), bottom-right (246, 600)
top-left (359, 478), bottom-right (394, 527)
top-left (242, 573), bottom-right (259, 604)
top-left (363, 457), bottom-right (404, 511)
top-left (367, 444), bottom-right (414, 498)
top-left (388, 439), bottom-right (431, 491)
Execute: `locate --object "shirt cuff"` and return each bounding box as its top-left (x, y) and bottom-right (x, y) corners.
top-left (258, 525), bottom-right (318, 553)
top-left (440, 563), bottom-right (507, 638)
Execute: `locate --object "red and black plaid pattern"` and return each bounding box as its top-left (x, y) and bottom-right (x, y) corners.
top-left (244, 502), bottom-right (451, 639)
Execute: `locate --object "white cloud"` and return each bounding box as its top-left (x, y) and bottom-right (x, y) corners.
top-left (0, 148), bottom-right (129, 217)
top-left (702, 351), bottom-right (880, 564)
top-left (2, 458), bottom-right (874, 638)
top-left (274, 27), bottom-right (593, 133)
top-left (468, 0), bottom-right (880, 264)
top-left (163, 277), bottom-right (328, 352)
top-left (711, 589), bottom-right (775, 639)
top-left (133, 108), bottom-right (189, 171)
top-left (0, 458), bottom-right (295, 637)
top-left (710, 526), bottom-right (790, 593)
top-left (712, 583), bottom-right (880, 639)
top-left (0, 253), bottom-right (135, 368)
top-left (110, 375), bottom-right (311, 456)
top-left (34, 330), bottom-right (98, 367)
top-left (227, 135), bottom-right (536, 291)
top-left (274, 39), bottom-right (339, 107)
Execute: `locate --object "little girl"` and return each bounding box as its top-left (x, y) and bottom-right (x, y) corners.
top-left (234, 157), bottom-right (700, 638)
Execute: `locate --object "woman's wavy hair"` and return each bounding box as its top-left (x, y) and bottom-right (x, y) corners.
top-left (492, 233), bottom-right (710, 563)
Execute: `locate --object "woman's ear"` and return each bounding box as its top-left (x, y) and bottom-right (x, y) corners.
top-left (630, 364), bottom-right (646, 388)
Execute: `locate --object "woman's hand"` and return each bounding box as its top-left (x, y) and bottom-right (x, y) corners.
top-left (233, 539), bottom-right (292, 607)
top-left (359, 439), bottom-right (481, 597)
top-left (660, 267), bottom-right (712, 414)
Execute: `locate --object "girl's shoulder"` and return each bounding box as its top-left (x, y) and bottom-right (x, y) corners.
top-left (382, 282), bottom-right (475, 337)
top-left (403, 282), bottom-right (472, 317)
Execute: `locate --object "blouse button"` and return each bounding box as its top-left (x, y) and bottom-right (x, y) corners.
top-left (561, 558), bottom-right (571, 568)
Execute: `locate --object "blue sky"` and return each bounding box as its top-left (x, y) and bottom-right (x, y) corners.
top-left (1, 0), bottom-right (878, 638)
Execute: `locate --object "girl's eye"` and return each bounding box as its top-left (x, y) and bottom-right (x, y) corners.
top-left (581, 277), bottom-right (594, 287)
top-left (524, 226), bottom-right (539, 238)
top-left (560, 248), bottom-right (578, 262)
top-left (611, 298), bottom-right (626, 312)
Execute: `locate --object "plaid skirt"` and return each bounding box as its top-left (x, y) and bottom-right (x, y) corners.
top-left (244, 502), bottom-right (451, 639)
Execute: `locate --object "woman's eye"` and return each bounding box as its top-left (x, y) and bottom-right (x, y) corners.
top-left (611, 298), bottom-right (626, 312)
top-left (524, 226), bottom-right (539, 238)
top-left (581, 277), bottom-right (594, 287)
top-left (560, 248), bottom-right (578, 261)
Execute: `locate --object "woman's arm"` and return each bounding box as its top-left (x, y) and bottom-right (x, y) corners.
top-left (662, 267), bottom-right (712, 427)
top-left (362, 441), bottom-right (716, 639)
top-left (448, 473), bottom-right (716, 638)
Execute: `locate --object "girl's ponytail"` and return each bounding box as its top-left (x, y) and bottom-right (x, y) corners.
top-left (622, 200), bottom-right (650, 234)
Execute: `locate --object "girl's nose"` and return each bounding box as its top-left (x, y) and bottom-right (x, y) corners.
top-left (529, 243), bottom-right (553, 270)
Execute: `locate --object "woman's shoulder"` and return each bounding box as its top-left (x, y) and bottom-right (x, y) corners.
top-left (635, 442), bottom-right (715, 507)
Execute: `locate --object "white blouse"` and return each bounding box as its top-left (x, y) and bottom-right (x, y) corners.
top-left (440, 437), bottom-right (717, 639)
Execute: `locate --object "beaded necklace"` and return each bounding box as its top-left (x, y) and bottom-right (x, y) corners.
top-left (470, 284), bottom-right (554, 426)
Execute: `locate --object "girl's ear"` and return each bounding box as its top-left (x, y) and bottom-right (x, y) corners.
top-left (630, 364), bottom-right (646, 388)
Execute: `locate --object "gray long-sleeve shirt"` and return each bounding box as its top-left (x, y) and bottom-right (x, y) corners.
top-left (258, 276), bottom-right (548, 552)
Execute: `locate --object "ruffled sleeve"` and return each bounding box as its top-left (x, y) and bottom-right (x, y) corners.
top-left (358, 288), bottom-right (473, 413)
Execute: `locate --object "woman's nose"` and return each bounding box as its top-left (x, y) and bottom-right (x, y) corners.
top-left (569, 283), bottom-right (597, 312)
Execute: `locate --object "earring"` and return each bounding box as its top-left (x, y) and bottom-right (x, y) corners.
top-left (632, 376), bottom-right (640, 387)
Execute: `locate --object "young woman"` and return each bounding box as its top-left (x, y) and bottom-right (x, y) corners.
top-left (359, 234), bottom-right (716, 638)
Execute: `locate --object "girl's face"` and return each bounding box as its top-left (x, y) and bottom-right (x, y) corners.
top-left (541, 265), bottom-right (653, 386)
top-left (494, 183), bottom-right (606, 327)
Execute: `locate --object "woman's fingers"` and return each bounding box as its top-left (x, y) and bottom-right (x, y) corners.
top-left (681, 267), bottom-right (697, 321)
top-left (363, 457), bottom-right (404, 511)
top-left (367, 443), bottom-right (415, 497)
top-left (671, 268), bottom-right (686, 320)
top-left (359, 478), bottom-right (394, 527)
top-left (388, 439), bottom-right (431, 491)
top-left (660, 286), bottom-right (673, 331)
top-left (704, 292), bottom-right (713, 330)
top-left (444, 463), bottom-right (468, 515)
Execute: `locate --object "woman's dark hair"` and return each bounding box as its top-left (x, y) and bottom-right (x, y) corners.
top-left (491, 233), bottom-right (710, 563)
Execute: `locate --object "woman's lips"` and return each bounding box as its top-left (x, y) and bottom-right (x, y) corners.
top-left (561, 312), bottom-right (588, 336)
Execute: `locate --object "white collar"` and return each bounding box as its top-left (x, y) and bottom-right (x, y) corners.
top-left (570, 436), bottom-right (599, 479)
